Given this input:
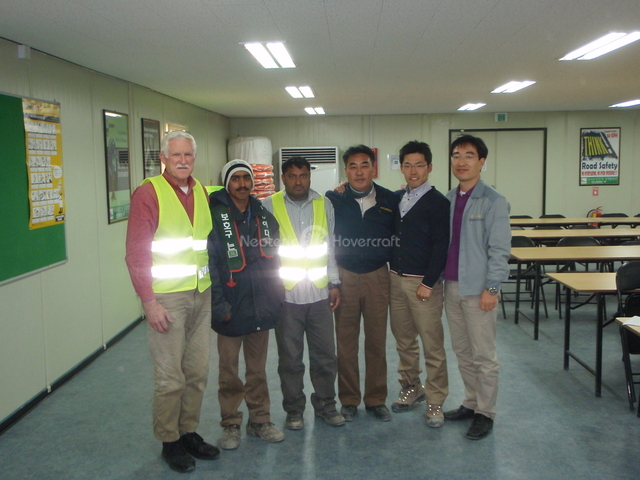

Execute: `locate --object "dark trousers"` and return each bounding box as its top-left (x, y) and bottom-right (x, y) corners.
top-left (276, 300), bottom-right (338, 414)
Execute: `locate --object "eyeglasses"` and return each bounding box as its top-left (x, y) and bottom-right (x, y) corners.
top-left (451, 154), bottom-right (478, 161)
top-left (401, 163), bottom-right (428, 170)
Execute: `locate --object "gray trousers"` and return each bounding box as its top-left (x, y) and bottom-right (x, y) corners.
top-left (275, 300), bottom-right (338, 414)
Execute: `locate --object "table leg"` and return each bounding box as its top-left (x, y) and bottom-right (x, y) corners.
top-left (533, 261), bottom-right (540, 340)
top-left (595, 293), bottom-right (603, 397)
top-left (564, 285), bottom-right (571, 369)
top-left (515, 261), bottom-right (522, 324)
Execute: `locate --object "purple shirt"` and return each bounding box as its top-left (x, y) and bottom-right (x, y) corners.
top-left (444, 185), bottom-right (474, 281)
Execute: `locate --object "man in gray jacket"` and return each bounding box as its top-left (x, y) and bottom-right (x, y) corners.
top-left (442, 135), bottom-right (511, 440)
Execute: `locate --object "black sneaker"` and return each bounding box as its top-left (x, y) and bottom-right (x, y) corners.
top-left (444, 405), bottom-right (474, 421)
top-left (181, 432), bottom-right (220, 460)
top-left (162, 439), bottom-right (195, 473)
top-left (466, 413), bottom-right (493, 440)
top-left (365, 405), bottom-right (391, 422)
top-left (340, 405), bottom-right (358, 422)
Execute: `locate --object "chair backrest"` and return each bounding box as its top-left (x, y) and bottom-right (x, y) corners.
top-left (601, 213), bottom-right (628, 217)
top-left (567, 224), bottom-right (597, 229)
top-left (556, 236), bottom-right (600, 247)
top-left (621, 240), bottom-right (640, 246)
top-left (533, 225), bottom-right (563, 230)
top-left (511, 236), bottom-right (536, 248)
top-left (510, 215), bottom-right (533, 219)
top-left (616, 261), bottom-right (640, 293)
top-left (540, 214), bottom-right (566, 218)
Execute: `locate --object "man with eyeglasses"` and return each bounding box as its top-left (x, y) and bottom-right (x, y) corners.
top-left (262, 156), bottom-right (345, 430)
top-left (442, 135), bottom-right (511, 440)
top-left (389, 140), bottom-right (450, 428)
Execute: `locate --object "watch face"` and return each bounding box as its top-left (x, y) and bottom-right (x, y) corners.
top-left (488, 287), bottom-right (498, 295)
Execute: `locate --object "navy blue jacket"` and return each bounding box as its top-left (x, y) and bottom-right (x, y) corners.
top-left (326, 183), bottom-right (399, 274)
top-left (390, 187), bottom-right (450, 288)
top-left (207, 190), bottom-right (284, 337)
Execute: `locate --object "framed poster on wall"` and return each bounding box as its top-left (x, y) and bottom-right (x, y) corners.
top-left (142, 118), bottom-right (161, 178)
top-left (580, 127), bottom-right (620, 185)
top-left (103, 110), bottom-right (130, 223)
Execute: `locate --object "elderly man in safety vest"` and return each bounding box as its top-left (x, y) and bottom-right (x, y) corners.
top-left (262, 156), bottom-right (345, 430)
top-left (126, 131), bottom-right (219, 474)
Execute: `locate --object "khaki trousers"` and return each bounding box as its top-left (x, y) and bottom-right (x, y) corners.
top-left (217, 330), bottom-right (271, 426)
top-left (147, 288), bottom-right (211, 442)
top-left (444, 281), bottom-right (499, 419)
top-left (335, 265), bottom-right (389, 407)
top-left (389, 274), bottom-right (448, 405)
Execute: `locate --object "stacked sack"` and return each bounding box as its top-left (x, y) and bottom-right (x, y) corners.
top-left (251, 164), bottom-right (276, 200)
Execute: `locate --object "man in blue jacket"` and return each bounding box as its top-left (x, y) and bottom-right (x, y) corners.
top-left (326, 145), bottom-right (399, 422)
top-left (443, 135), bottom-right (511, 440)
top-left (208, 159), bottom-right (285, 450)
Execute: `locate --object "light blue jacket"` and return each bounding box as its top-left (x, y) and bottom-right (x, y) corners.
top-left (446, 179), bottom-right (511, 296)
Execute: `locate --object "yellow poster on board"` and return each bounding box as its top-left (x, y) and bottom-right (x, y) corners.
top-left (23, 99), bottom-right (66, 229)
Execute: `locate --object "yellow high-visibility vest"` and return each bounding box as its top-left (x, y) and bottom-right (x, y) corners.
top-left (271, 191), bottom-right (329, 290)
top-left (143, 175), bottom-right (212, 293)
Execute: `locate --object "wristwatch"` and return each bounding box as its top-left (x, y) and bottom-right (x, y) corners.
top-left (328, 282), bottom-right (341, 291)
top-left (487, 286), bottom-right (499, 295)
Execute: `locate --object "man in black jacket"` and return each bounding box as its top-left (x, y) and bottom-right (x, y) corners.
top-left (208, 160), bottom-right (285, 450)
top-left (326, 145), bottom-right (399, 422)
top-left (389, 141), bottom-right (450, 428)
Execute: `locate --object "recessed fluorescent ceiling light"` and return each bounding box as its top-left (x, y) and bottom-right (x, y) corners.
top-left (299, 86), bottom-right (314, 98)
top-left (560, 32), bottom-right (640, 60)
top-left (610, 99), bottom-right (640, 108)
top-left (286, 86), bottom-right (314, 98)
top-left (314, 107), bottom-right (325, 115)
top-left (244, 42), bottom-right (295, 68)
top-left (491, 81), bottom-right (535, 94)
top-left (305, 107), bottom-right (317, 115)
top-left (266, 42), bottom-right (295, 68)
top-left (286, 87), bottom-right (303, 98)
top-left (458, 103), bottom-right (486, 111)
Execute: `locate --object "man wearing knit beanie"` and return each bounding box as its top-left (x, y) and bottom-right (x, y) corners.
top-left (208, 158), bottom-right (285, 450)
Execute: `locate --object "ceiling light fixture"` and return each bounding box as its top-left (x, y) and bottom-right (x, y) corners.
top-left (305, 107), bottom-right (317, 115)
top-left (266, 42), bottom-right (295, 68)
top-left (560, 32), bottom-right (640, 60)
top-left (243, 42), bottom-right (295, 69)
top-left (314, 107), bottom-right (325, 115)
top-left (610, 99), bottom-right (640, 108)
top-left (491, 81), bottom-right (535, 94)
top-left (286, 87), bottom-right (303, 98)
top-left (458, 103), bottom-right (486, 111)
top-left (286, 86), bottom-right (315, 99)
top-left (299, 86), bottom-right (314, 98)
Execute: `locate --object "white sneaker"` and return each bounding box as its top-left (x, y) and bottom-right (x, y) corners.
top-left (219, 424), bottom-right (241, 450)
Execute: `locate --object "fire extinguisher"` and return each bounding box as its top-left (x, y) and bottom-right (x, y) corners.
top-left (587, 206), bottom-right (602, 227)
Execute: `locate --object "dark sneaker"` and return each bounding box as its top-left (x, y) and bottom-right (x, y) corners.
top-left (181, 432), bottom-right (220, 460)
top-left (466, 413), bottom-right (493, 440)
top-left (315, 409), bottom-right (346, 427)
top-left (285, 411), bottom-right (304, 430)
top-left (340, 405), bottom-right (358, 422)
top-left (444, 405), bottom-right (474, 421)
top-left (365, 405), bottom-right (391, 422)
top-left (162, 439), bottom-right (195, 473)
top-left (391, 379), bottom-right (426, 413)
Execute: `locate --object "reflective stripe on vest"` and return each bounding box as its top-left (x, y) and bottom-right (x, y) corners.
top-left (270, 191), bottom-right (329, 290)
top-left (143, 175), bottom-right (212, 293)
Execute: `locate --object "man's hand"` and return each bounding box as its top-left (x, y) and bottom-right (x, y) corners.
top-left (479, 290), bottom-right (498, 312)
top-left (333, 181), bottom-right (348, 194)
top-left (329, 288), bottom-right (341, 312)
top-left (142, 299), bottom-right (174, 333)
top-left (416, 284), bottom-right (432, 301)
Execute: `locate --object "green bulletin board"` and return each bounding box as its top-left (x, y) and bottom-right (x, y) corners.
top-left (0, 93), bottom-right (67, 285)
